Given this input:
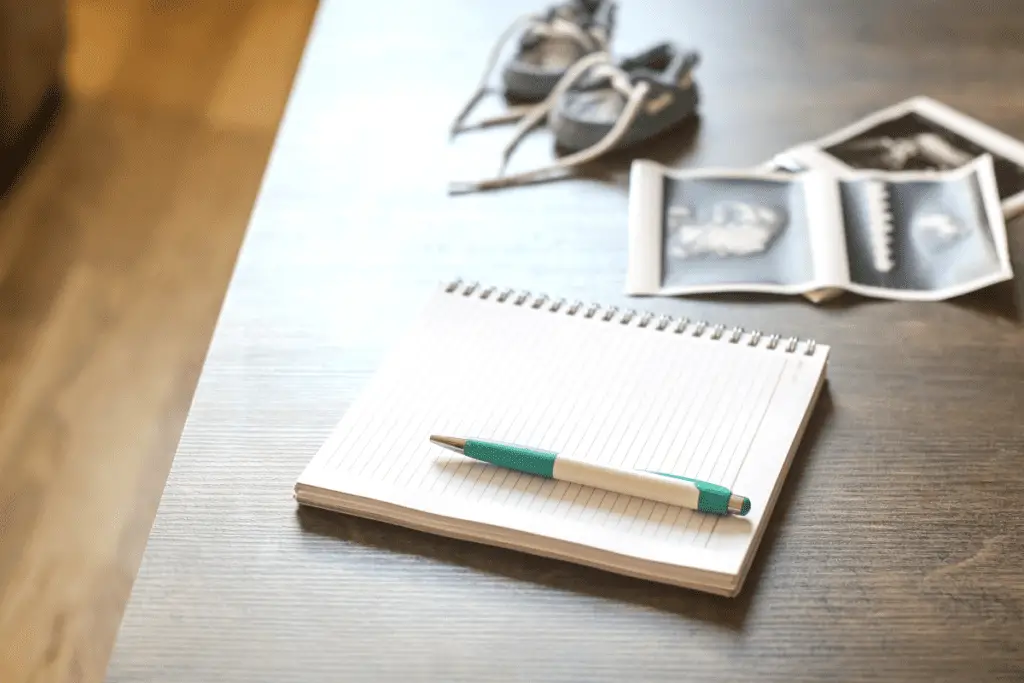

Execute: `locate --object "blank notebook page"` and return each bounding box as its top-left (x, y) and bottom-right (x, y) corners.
top-left (297, 284), bottom-right (828, 590)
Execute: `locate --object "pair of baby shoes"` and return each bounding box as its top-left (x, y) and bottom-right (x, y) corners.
top-left (449, 0), bottom-right (700, 194)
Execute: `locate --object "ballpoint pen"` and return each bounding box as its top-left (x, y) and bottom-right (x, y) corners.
top-left (429, 435), bottom-right (751, 516)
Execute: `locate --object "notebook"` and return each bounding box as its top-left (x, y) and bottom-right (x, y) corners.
top-left (295, 280), bottom-right (830, 596)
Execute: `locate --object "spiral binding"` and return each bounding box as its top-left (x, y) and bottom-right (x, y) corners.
top-left (444, 279), bottom-right (818, 356)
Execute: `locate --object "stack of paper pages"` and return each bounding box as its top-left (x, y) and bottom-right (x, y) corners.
top-left (296, 281), bottom-right (829, 596)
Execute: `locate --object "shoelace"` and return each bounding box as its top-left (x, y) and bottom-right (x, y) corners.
top-left (449, 51), bottom-right (650, 194)
top-left (449, 6), bottom-right (611, 136)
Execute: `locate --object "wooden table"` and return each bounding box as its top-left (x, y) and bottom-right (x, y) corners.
top-left (106, 1), bottom-right (1024, 681)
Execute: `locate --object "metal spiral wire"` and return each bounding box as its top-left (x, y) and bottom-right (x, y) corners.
top-left (444, 279), bottom-right (817, 355)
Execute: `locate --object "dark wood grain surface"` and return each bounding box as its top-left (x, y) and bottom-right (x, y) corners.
top-left (107, 1), bottom-right (1024, 681)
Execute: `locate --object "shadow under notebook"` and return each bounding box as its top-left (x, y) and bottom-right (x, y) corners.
top-left (296, 383), bottom-right (833, 631)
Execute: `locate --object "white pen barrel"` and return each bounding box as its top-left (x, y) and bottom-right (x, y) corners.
top-left (552, 455), bottom-right (701, 509)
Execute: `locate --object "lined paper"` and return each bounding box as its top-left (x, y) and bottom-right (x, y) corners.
top-left (298, 285), bottom-right (828, 591)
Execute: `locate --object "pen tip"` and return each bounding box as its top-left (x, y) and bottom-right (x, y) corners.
top-left (429, 435), bottom-right (467, 453)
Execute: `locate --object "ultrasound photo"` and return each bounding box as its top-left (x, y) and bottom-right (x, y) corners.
top-left (824, 111), bottom-right (1024, 201)
top-left (840, 160), bottom-right (1012, 296)
top-left (659, 175), bottom-right (816, 292)
top-left (626, 156), bottom-right (1010, 302)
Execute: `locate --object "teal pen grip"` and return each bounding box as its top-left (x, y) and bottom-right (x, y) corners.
top-left (464, 439), bottom-right (557, 478)
top-left (653, 472), bottom-right (750, 516)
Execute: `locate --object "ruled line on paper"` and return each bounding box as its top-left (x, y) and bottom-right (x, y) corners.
top-left (681, 353), bottom-right (778, 541)
top-left (691, 356), bottom-right (782, 544)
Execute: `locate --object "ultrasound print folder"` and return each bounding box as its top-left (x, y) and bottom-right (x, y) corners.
top-left (295, 281), bottom-right (829, 596)
top-left (627, 155), bottom-right (1011, 301)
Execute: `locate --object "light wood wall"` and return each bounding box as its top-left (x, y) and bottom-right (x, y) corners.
top-left (0, 2), bottom-right (319, 681)
top-left (0, 0), bottom-right (66, 145)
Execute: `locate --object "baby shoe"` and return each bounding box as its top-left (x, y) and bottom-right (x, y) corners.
top-left (450, 0), bottom-right (617, 135)
top-left (449, 42), bottom-right (700, 194)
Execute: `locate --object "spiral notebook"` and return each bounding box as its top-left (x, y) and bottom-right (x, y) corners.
top-left (295, 281), bottom-right (830, 596)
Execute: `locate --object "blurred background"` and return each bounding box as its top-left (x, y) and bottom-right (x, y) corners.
top-left (0, 1), bottom-right (317, 680)
top-left (5, 2), bottom-right (1024, 682)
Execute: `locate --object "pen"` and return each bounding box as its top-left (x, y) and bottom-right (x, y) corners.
top-left (429, 435), bottom-right (750, 516)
